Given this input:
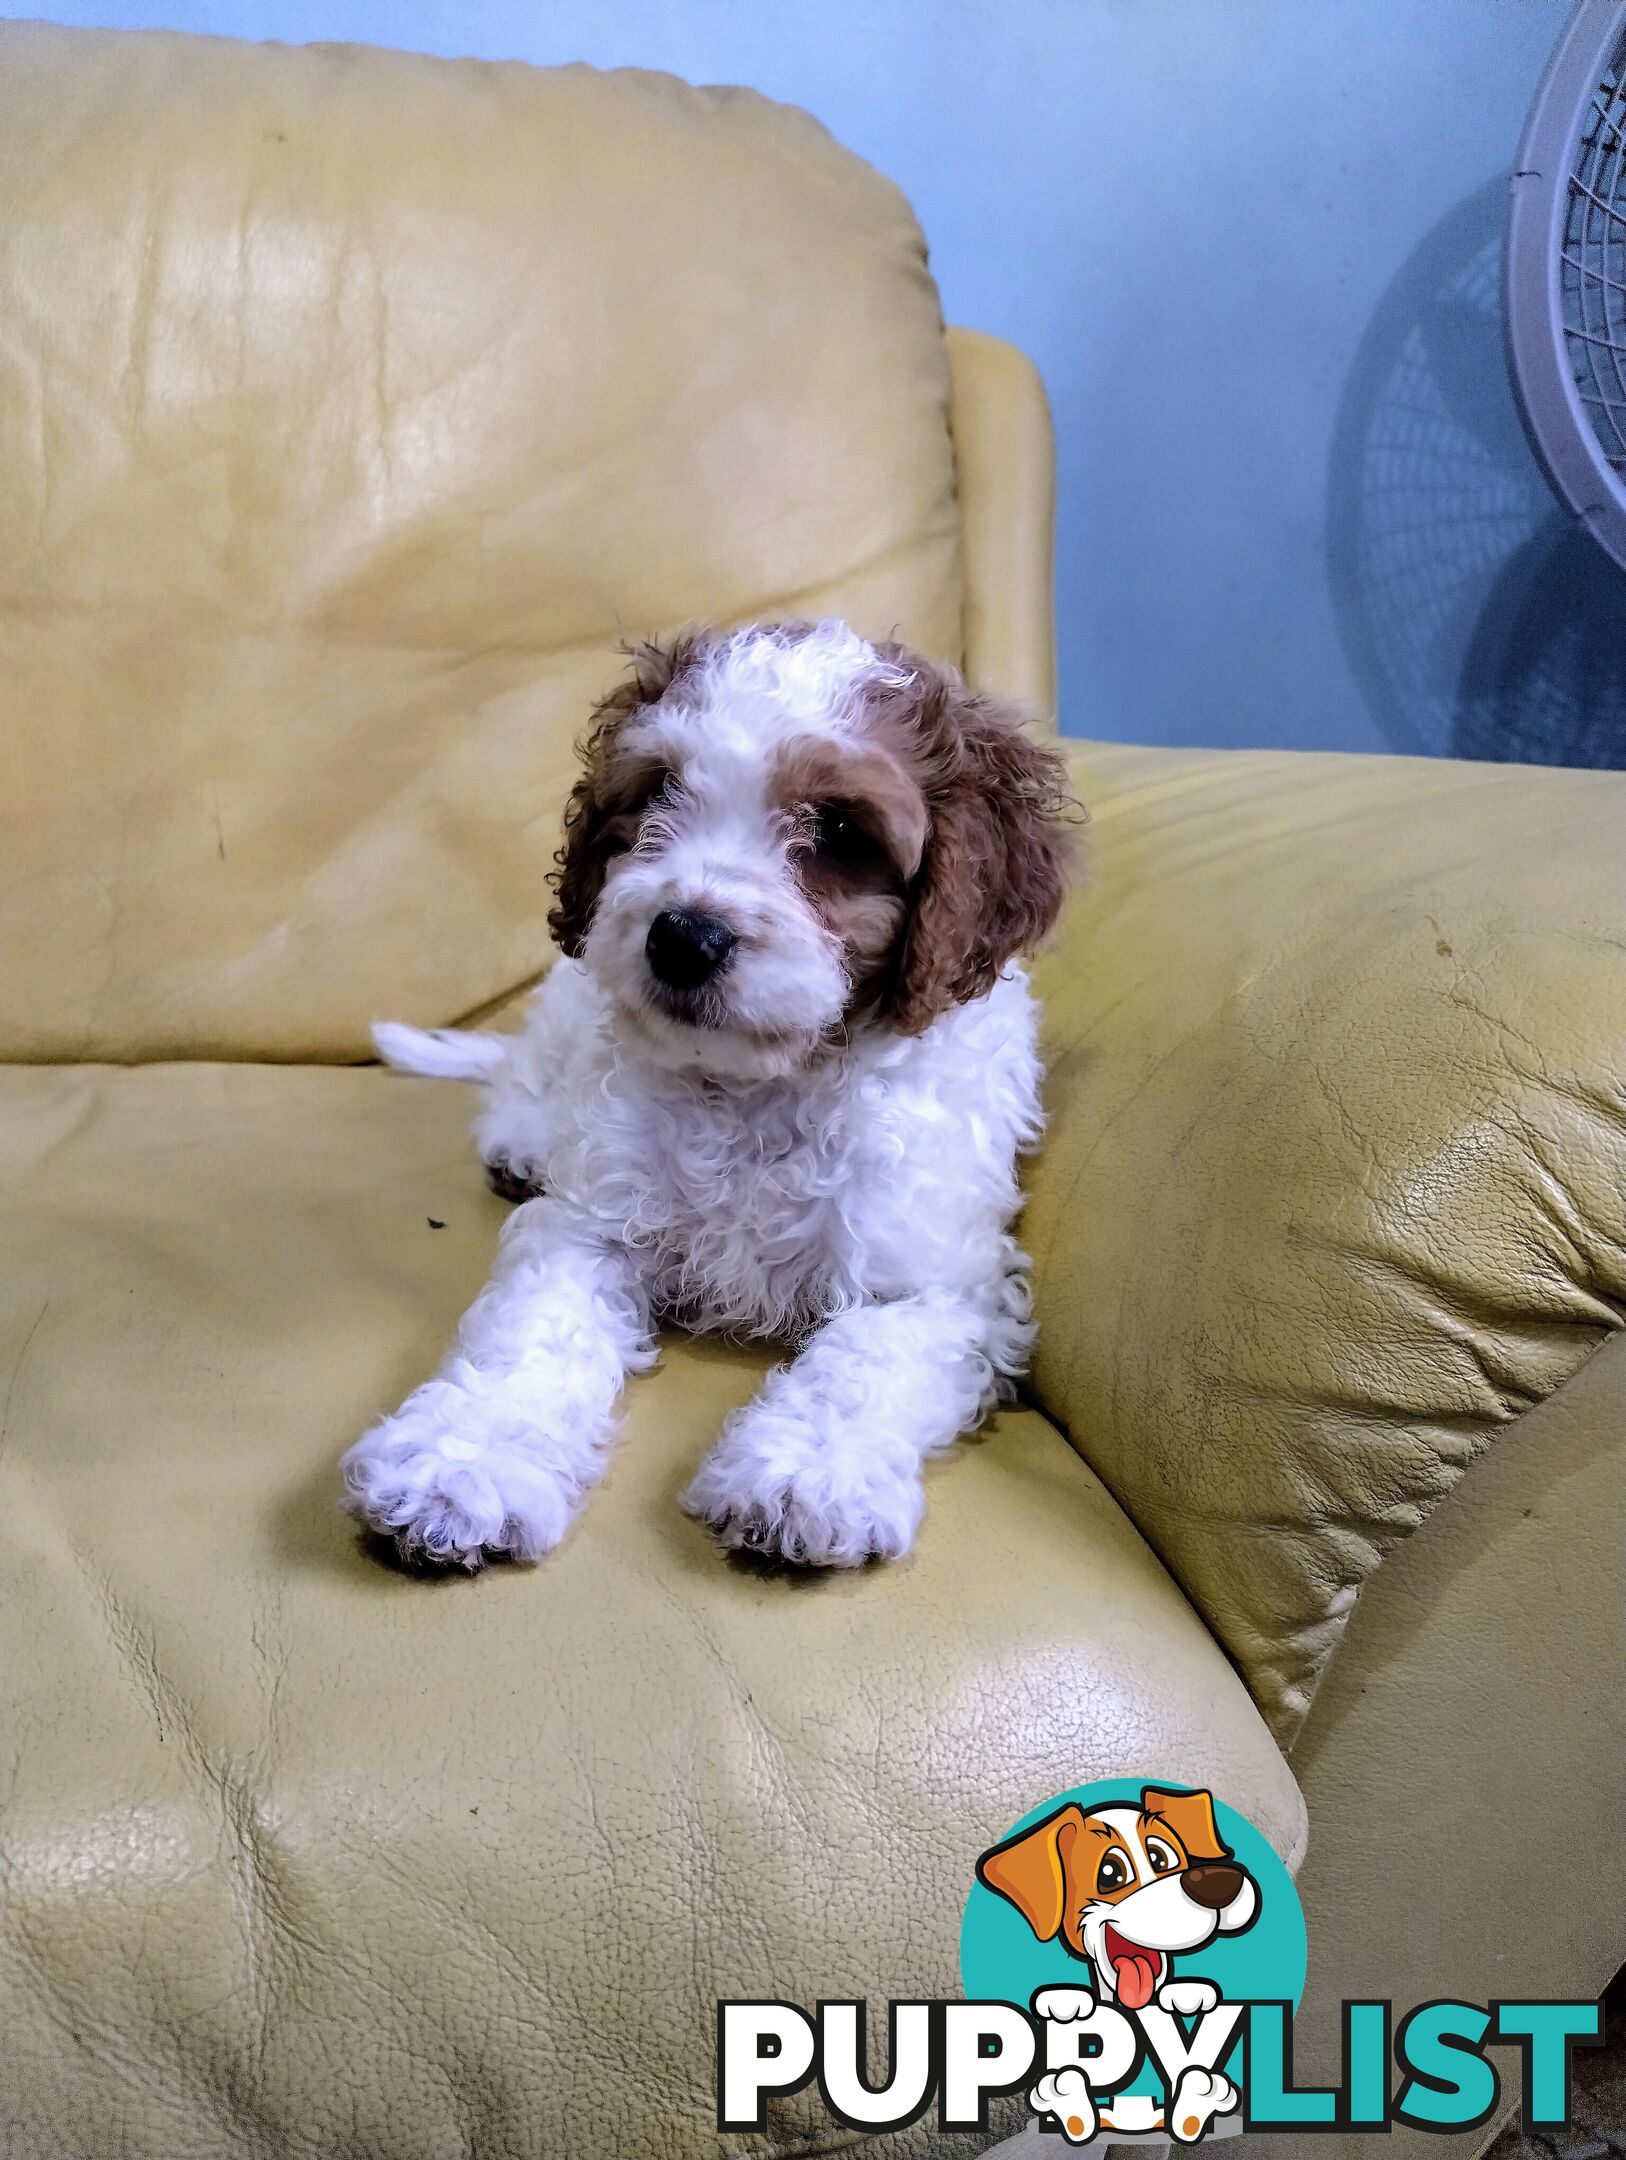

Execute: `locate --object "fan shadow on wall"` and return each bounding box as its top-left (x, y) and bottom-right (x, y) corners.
top-left (1328, 176), bottom-right (1626, 768)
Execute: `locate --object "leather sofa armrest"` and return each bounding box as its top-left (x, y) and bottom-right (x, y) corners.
top-left (1022, 736), bottom-right (1626, 1739)
top-left (946, 326), bottom-right (1056, 722)
top-left (1278, 1329), bottom-right (1625, 2150)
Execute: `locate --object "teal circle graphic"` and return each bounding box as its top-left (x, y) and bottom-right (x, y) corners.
top-left (960, 1781), bottom-right (1306, 2103)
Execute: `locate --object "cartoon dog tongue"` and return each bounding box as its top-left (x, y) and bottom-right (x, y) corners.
top-left (1105, 1926), bottom-right (1162, 2009)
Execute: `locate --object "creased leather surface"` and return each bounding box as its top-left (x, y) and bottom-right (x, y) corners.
top-left (1027, 740), bottom-right (1626, 1741)
top-left (0, 1063), bottom-right (1305, 2160)
top-left (0, 22), bottom-right (961, 1064)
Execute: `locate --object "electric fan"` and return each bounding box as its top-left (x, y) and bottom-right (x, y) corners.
top-left (1507, 0), bottom-right (1626, 571)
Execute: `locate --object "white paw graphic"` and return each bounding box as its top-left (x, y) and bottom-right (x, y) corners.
top-left (1033, 1986), bottom-right (1096, 2022)
top-left (1156, 1977), bottom-right (1220, 2018)
top-left (1029, 2068), bottom-right (1097, 2144)
top-left (1169, 2065), bottom-right (1238, 2144)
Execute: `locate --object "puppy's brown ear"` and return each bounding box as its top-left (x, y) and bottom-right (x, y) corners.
top-left (876, 659), bottom-right (1081, 1033)
top-left (1141, 1787), bottom-right (1231, 1864)
top-left (547, 632), bottom-right (704, 957)
top-left (975, 1803), bottom-right (1088, 1944)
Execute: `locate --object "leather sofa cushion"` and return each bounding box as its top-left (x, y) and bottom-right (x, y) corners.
top-left (0, 24), bottom-right (962, 1064)
top-left (0, 1060), bottom-right (1305, 2160)
top-left (1027, 741), bottom-right (1626, 1740)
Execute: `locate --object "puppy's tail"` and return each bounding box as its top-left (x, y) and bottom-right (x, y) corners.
top-left (371, 1020), bottom-right (509, 1083)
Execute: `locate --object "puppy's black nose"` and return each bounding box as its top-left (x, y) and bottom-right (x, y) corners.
top-left (645, 907), bottom-right (737, 990)
top-left (1182, 1863), bottom-right (1245, 1910)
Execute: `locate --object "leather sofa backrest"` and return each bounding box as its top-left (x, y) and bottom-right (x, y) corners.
top-left (0, 24), bottom-right (962, 1061)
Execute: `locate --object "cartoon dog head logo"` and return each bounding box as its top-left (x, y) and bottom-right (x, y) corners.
top-left (974, 1785), bottom-right (1258, 2009)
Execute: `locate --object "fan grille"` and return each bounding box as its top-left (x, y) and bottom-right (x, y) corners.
top-left (1562, 28), bottom-right (1626, 469)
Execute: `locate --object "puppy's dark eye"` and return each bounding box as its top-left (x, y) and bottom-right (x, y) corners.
top-left (1146, 1840), bottom-right (1180, 1875)
top-left (1096, 1852), bottom-right (1130, 1894)
top-left (810, 801), bottom-right (874, 865)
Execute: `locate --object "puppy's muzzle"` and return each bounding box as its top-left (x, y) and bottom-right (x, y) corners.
top-left (646, 906), bottom-right (737, 991)
top-left (1181, 1863), bottom-right (1245, 1910)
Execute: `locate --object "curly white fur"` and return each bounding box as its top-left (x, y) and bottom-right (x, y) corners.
top-left (341, 622), bottom-right (1059, 1570)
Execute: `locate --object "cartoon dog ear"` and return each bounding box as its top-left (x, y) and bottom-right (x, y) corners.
top-left (975, 1804), bottom-right (1088, 1944)
top-left (1140, 1787), bottom-right (1232, 1864)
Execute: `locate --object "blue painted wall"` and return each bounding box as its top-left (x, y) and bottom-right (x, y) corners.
top-left (6, 0), bottom-right (1600, 759)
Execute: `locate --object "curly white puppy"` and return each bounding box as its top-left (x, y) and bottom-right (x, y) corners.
top-left (342, 619), bottom-right (1076, 1571)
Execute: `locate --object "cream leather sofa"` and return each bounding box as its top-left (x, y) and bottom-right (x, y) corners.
top-left (1, 25), bottom-right (1621, 2160)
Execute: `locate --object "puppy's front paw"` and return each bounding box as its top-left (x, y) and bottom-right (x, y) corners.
top-left (342, 1390), bottom-right (579, 1570)
top-left (681, 1425), bottom-right (924, 1568)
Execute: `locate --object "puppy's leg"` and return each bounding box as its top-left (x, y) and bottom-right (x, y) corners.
top-left (343, 1197), bottom-right (655, 1568)
top-left (467, 964), bottom-right (598, 1202)
top-left (682, 1291), bottom-right (1010, 1567)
